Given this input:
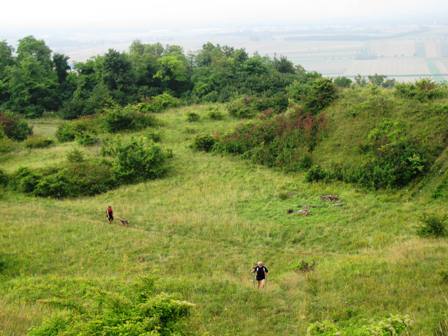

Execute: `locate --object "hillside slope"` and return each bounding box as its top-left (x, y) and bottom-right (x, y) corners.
top-left (0, 104), bottom-right (447, 335)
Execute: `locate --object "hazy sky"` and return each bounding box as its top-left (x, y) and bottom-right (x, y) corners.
top-left (1, 0), bottom-right (447, 30)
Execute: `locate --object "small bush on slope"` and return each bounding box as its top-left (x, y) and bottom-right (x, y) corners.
top-left (227, 93), bottom-right (288, 119)
top-left (214, 109), bottom-right (325, 171)
top-left (307, 315), bottom-right (411, 336)
top-left (136, 92), bottom-right (181, 113)
top-left (417, 214), bottom-right (447, 238)
top-left (103, 105), bottom-right (156, 133)
top-left (287, 77), bottom-right (337, 114)
top-left (192, 134), bottom-right (216, 152)
top-left (0, 111), bottom-right (32, 141)
top-left (102, 137), bottom-right (171, 184)
top-left (56, 117), bottom-right (98, 142)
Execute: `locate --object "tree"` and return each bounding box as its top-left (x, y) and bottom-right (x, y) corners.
top-left (154, 53), bottom-right (190, 94)
top-left (333, 76), bottom-right (352, 88)
top-left (0, 40), bottom-right (15, 104)
top-left (273, 56), bottom-right (295, 74)
top-left (6, 36), bottom-right (58, 116)
top-left (102, 49), bottom-right (135, 104)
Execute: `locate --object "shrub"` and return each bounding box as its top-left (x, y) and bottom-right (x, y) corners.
top-left (137, 92), bottom-right (181, 113)
top-left (25, 136), bottom-right (54, 149)
top-left (395, 79), bottom-right (443, 101)
top-left (193, 134), bottom-right (216, 152)
top-left (103, 137), bottom-right (170, 183)
top-left (0, 112), bottom-right (32, 141)
top-left (215, 111), bottom-right (326, 171)
top-left (56, 123), bottom-right (78, 142)
top-left (417, 214), bottom-right (447, 238)
top-left (66, 148), bottom-right (85, 164)
top-left (227, 96), bottom-right (258, 118)
top-left (103, 105), bottom-right (156, 132)
top-left (208, 109), bottom-right (225, 120)
top-left (305, 165), bottom-right (328, 182)
top-left (307, 315), bottom-right (411, 336)
top-left (56, 118), bottom-right (97, 143)
top-left (299, 155), bottom-right (313, 170)
top-left (288, 77), bottom-right (337, 114)
top-left (28, 277), bottom-right (192, 336)
top-left (227, 94), bottom-right (288, 119)
top-left (0, 169), bottom-right (8, 187)
top-left (34, 161), bottom-right (116, 198)
top-left (333, 76), bottom-right (352, 88)
top-left (187, 112), bottom-right (200, 122)
top-left (76, 132), bottom-right (98, 146)
top-left (357, 121), bottom-right (428, 189)
top-left (146, 130), bottom-right (162, 143)
top-left (10, 167), bottom-right (42, 193)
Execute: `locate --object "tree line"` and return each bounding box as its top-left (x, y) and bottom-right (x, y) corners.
top-left (0, 36), bottom-right (311, 119)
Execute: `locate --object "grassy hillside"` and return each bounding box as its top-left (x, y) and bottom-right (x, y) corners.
top-left (0, 103), bottom-right (447, 335)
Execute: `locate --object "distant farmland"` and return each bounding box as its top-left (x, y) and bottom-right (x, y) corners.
top-left (46, 24), bottom-right (448, 82)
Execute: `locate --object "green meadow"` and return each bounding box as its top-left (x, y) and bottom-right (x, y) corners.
top-left (1, 102), bottom-right (447, 335)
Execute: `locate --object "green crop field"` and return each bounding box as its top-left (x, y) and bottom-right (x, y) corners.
top-left (1, 101), bottom-right (447, 335)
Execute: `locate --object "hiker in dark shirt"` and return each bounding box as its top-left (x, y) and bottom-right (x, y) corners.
top-left (106, 206), bottom-right (114, 224)
top-left (252, 261), bottom-right (269, 289)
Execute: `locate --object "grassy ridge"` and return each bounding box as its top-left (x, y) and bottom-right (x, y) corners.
top-left (0, 104), bottom-right (447, 335)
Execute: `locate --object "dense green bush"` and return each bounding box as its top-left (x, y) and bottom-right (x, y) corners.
top-left (227, 94), bottom-right (288, 119)
top-left (76, 132), bottom-right (99, 146)
top-left (307, 315), bottom-right (411, 336)
top-left (103, 105), bottom-right (156, 132)
top-left (193, 134), bottom-right (216, 152)
top-left (28, 277), bottom-right (192, 336)
top-left (24, 136), bottom-right (54, 149)
top-left (33, 161), bottom-right (116, 198)
top-left (357, 121), bottom-right (428, 189)
top-left (395, 79), bottom-right (445, 101)
top-left (102, 137), bottom-right (171, 184)
top-left (288, 77), bottom-right (337, 114)
top-left (10, 167), bottom-right (42, 193)
top-left (11, 137), bottom-right (172, 198)
top-left (0, 169), bottom-right (8, 187)
top-left (305, 165), bottom-right (328, 182)
top-left (56, 118), bottom-right (97, 142)
top-left (417, 214), bottom-right (447, 238)
top-left (136, 92), bottom-right (181, 113)
top-left (215, 111), bottom-right (325, 171)
top-left (208, 110), bottom-right (225, 120)
top-left (333, 76), bottom-right (352, 88)
top-left (10, 157), bottom-right (116, 198)
top-left (0, 112), bottom-right (32, 141)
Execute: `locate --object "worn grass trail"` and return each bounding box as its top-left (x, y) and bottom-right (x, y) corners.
top-left (0, 105), bottom-right (447, 335)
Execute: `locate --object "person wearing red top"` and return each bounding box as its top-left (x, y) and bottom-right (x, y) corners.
top-left (106, 206), bottom-right (114, 224)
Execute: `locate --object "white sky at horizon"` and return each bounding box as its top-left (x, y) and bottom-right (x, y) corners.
top-left (1, 0), bottom-right (447, 30)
